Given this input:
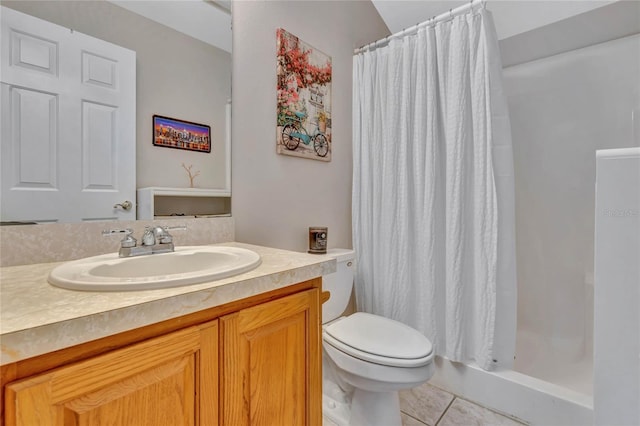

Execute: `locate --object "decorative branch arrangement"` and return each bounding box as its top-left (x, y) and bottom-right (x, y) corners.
top-left (181, 163), bottom-right (201, 188)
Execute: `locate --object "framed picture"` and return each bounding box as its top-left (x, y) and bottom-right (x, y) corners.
top-left (153, 115), bottom-right (211, 153)
top-left (276, 29), bottom-right (332, 162)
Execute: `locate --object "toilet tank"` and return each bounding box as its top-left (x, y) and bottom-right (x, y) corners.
top-left (322, 248), bottom-right (356, 323)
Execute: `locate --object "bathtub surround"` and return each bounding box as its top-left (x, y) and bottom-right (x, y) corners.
top-left (426, 10), bottom-right (639, 425)
top-left (594, 148), bottom-right (640, 425)
top-left (430, 356), bottom-right (592, 425)
top-left (503, 33), bottom-right (640, 395)
top-left (352, 8), bottom-right (516, 371)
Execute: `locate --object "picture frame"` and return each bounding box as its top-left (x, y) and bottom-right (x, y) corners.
top-left (276, 28), bottom-right (332, 162)
top-left (153, 115), bottom-right (211, 153)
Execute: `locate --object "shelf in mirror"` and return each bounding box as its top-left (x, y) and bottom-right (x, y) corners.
top-left (137, 187), bottom-right (231, 220)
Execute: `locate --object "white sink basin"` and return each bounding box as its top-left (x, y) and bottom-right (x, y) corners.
top-left (48, 246), bottom-right (261, 291)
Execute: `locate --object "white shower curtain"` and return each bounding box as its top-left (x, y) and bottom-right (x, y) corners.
top-left (352, 8), bottom-right (516, 371)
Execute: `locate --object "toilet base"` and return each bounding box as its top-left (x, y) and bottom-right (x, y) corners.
top-left (323, 386), bottom-right (402, 426)
top-left (323, 376), bottom-right (352, 426)
top-left (323, 392), bottom-right (351, 425)
top-left (349, 388), bottom-right (401, 426)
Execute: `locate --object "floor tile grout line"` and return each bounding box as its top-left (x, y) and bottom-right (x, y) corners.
top-left (426, 383), bottom-right (527, 425)
top-left (448, 394), bottom-right (528, 425)
top-left (434, 396), bottom-right (457, 426)
top-left (400, 410), bottom-right (430, 426)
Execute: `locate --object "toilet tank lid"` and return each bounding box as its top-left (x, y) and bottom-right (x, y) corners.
top-left (326, 248), bottom-right (355, 263)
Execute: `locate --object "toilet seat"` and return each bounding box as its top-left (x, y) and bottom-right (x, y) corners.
top-left (323, 312), bottom-right (434, 368)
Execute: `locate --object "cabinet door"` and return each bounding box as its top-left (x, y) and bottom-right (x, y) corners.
top-left (4, 322), bottom-right (218, 426)
top-left (220, 289), bottom-right (321, 426)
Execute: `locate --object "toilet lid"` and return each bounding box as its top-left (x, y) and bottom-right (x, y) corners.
top-left (324, 312), bottom-right (433, 362)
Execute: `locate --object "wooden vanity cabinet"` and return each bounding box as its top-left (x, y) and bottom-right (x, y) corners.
top-left (2, 281), bottom-right (321, 426)
top-left (5, 322), bottom-right (218, 426)
top-left (221, 288), bottom-right (321, 425)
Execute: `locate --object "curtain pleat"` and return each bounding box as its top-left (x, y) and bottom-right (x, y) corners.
top-left (352, 9), bottom-right (516, 370)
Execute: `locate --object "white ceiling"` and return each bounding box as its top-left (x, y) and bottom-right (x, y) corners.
top-left (371, 0), bottom-right (615, 40)
top-left (110, 0), bottom-right (618, 53)
top-left (109, 0), bottom-right (232, 53)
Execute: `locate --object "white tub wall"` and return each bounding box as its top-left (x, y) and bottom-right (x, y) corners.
top-left (427, 7), bottom-right (640, 425)
top-left (431, 356), bottom-right (593, 426)
top-left (594, 149), bottom-right (640, 425)
top-left (503, 33), bottom-right (640, 374)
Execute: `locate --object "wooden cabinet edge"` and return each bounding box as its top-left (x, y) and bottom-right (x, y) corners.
top-left (219, 288), bottom-right (322, 426)
top-left (0, 277), bottom-right (322, 425)
top-left (309, 285), bottom-right (323, 426)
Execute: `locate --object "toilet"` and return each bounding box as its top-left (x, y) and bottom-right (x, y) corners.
top-left (322, 249), bottom-right (435, 426)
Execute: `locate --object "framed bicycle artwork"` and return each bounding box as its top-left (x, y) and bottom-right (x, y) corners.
top-left (276, 28), bottom-right (332, 162)
top-left (153, 115), bottom-right (211, 153)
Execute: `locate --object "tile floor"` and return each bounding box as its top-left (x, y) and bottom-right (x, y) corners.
top-left (323, 383), bottom-right (527, 426)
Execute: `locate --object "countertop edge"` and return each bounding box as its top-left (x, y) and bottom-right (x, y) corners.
top-left (1, 243), bottom-right (337, 365)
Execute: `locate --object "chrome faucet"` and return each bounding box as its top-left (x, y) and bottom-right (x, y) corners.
top-left (103, 225), bottom-right (186, 258)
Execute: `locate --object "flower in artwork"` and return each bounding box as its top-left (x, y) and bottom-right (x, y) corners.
top-left (276, 28), bottom-right (332, 162)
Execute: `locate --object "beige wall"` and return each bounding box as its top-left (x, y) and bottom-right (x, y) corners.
top-left (232, 1), bottom-right (389, 252)
top-left (1, 1), bottom-right (231, 190)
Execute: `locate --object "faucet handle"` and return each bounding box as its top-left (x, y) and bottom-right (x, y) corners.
top-left (153, 225), bottom-right (186, 244)
top-left (102, 228), bottom-right (137, 248)
top-left (141, 226), bottom-right (156, 246)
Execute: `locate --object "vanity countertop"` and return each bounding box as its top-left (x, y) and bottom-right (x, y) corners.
top-left (0, 242), bottom-right (336, 366)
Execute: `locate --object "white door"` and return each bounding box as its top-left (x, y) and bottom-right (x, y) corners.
top-left (0, 6), bottom-right (136, 223)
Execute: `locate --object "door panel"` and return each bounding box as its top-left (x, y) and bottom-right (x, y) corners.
top-left (81, 51), bottom-right (118, 90)
top-left (8, 22), bottom-right (60, 78)
top-left (9, 86), bottom-right (58, 188)
top-left (81, 101), bottom-right (117, 190)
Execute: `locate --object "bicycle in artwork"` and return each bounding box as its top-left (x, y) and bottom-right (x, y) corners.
top-left (280, 111), bottom-right (329, 158)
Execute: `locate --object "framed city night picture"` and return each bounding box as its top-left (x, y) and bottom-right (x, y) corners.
top-left (153, 115), bottom-right (211, 153)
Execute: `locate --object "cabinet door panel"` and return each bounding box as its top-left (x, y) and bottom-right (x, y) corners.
top-left (221, 289), bottom-right (321, 426)
top-left (247, 311), bottom-right (306, 425)
top-left (62, 355), bottom-right (194, 426)
top-left (5, 322), bottom-right (218, 426)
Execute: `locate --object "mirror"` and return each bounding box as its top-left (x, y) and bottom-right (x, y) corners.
top-left (0, 0), bottom-right (232, 223)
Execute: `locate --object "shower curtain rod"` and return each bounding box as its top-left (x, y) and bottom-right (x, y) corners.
top-left (354, 0), bottom-right (485, 54)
